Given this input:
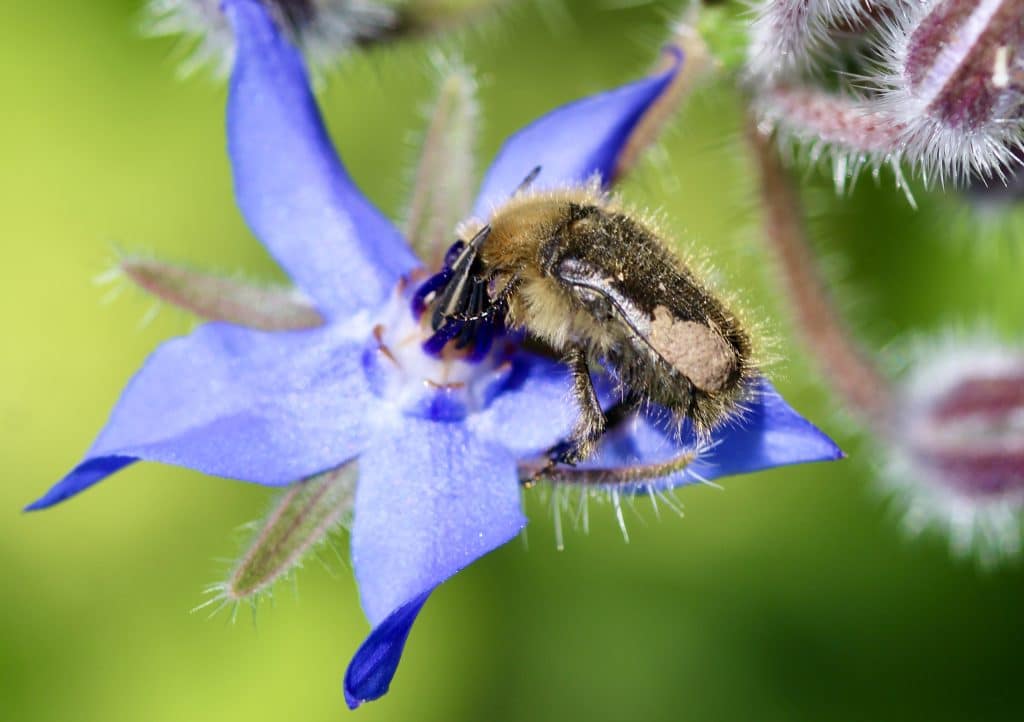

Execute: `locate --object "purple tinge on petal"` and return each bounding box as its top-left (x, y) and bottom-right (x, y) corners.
top-left (472, 47), bottom-right (684, 216)
top-left (26, 322), bottom-right (373, 510)
top-left (224, 0), bottom-right (418, 317)
top-left (581, 378), bottom-right (843, 490)
top-left (345, 416), bottom-right (524, 705)
top-left (343, 592), bottom-right (430, 709)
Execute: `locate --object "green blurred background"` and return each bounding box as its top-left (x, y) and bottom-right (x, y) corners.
top-left (4, 1), bottom-right (1024, 720)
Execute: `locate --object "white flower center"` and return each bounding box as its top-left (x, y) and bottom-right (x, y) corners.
top-left (361, 277), bottom-right (517, 420)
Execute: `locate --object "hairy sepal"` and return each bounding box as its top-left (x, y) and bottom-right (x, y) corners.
top-left (404, 54), bottom-right (479, 268)
top-left (119, 255), bottom-right (325, 331)
top-left (753, 85), bottom-right (914, 200)
top-left (746, 0), bottom-right (879, 81)
top-left (219, 463), bottom-right (357, 605)
top-left (611, 9), bottom-right (715, 181)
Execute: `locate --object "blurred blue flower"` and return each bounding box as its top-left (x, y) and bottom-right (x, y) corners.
top-left (28, 0), bottom-right (842, 707)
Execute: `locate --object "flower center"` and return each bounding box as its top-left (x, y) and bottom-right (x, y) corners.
top-left (361, 269), bottom-right (517, 421)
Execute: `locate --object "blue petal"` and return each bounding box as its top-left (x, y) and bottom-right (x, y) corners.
top-left (224, 0), bottom-right (418, 317)
top-left (27, 322), bottom-right (372, 510)
top-left (581, 379), bottom-right (843, 489)
top-left (345, 417), bottom-right (524, 706)
top-left (472, 47), bottom-right (684, 215)
top-left (343, 592), bottom-right (429, 709)
top-left (468, 352), bottom-right (575, 457)
top-left (351, 416), bottom-right (524, 623)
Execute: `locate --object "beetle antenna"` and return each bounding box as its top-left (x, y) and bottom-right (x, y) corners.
top-left (514, 166), bottom-right (542, 195)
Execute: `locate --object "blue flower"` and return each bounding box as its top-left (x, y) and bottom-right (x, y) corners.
top-left (28, 0), bottom-right (842, 708)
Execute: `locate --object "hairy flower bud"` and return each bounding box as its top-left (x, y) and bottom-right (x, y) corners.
top-left (147, 0), bottom-right (506, 77)
top-left (876, 0), bottom-right (1024, 183)
top-left (748, 0), bottom-right (1024, 195)
top-left (886, 339), bottom-right (1024, 562)
top-left (149, 0), bottom-right (392, 76)
top-left (747, 0), bottom-right (873, 80)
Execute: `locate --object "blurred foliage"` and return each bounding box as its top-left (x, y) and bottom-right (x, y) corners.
top-left (3, 1), bottom-right (1023, 721)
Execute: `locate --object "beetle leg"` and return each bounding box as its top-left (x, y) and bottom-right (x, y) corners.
top-left (552, 346), bottom-right (607, 466)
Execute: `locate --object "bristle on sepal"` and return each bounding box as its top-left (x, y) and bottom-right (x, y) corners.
top-left (197, 463), bottom-right (356, 616)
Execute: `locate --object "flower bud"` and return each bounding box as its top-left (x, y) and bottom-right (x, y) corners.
top-left (746, 0), bottom-right (871, 81)
top-left (879, 0), bottom-right (1024, 183)
top-left (149, 0), bottom-right (393, 76)
top-left (886, 339), bottom-right (1024, 563)
top-left (147, 0), bottom-right (506, 78)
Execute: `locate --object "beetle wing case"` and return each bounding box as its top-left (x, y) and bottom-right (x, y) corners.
top-left (434, 184), bottom-right (756, 462)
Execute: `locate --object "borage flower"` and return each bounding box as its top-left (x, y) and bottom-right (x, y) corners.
top-left (28, 0), bottom-right (841, 708)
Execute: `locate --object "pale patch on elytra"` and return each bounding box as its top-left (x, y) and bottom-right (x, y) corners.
top-left (649, 306), bottom-right (735, 392)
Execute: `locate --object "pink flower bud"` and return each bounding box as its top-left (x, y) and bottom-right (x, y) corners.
top-left (887, 340), bottom-right (1024, 562)
top-left (879, 0), bottom-right (1024, 183)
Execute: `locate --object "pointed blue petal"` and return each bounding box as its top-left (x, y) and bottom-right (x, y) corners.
top-left (27, 322), bottom-right (373, 510)
top-left (472, 47), bottom-right (684, 215)
top-left (344, 417), bottom-right (523, 705)
top-left (580, 378), bottom-right (843, 489)
top-left (694, 380), bottom-right (844, 479)
top-left (351, 417), bottom-right (524, 624)
top-left (343, 592), bottom-right (430, 709)
top-left (467, 353), bottom-right (575, 457)
top-left (224, 0), bottom-right (418, 317)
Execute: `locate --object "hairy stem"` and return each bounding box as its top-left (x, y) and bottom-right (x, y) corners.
top-left (612, 11), bottom-right (714, 182)
top-left (747, 121), bottom-right (893, 422)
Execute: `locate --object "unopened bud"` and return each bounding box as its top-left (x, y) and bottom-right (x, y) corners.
top-left (147, 0), bottom-right (509, 78)
top-left (746, 0), bottom-right (872, 81)
top-left (886, 339), bottom-right (1024, 563)
top-left (149, 0), bottom-right (392, 76)
top-left (881, 0), bottom-right (1024, 183)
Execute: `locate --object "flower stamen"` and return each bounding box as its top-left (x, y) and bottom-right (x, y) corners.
top-left (372, 324), bottom-right (400, 367)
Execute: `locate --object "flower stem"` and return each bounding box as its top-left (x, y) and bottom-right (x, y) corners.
top-left (747, 119), bottom-right (893, 423)
top-left (612, 11), bottom-right (713, 182)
